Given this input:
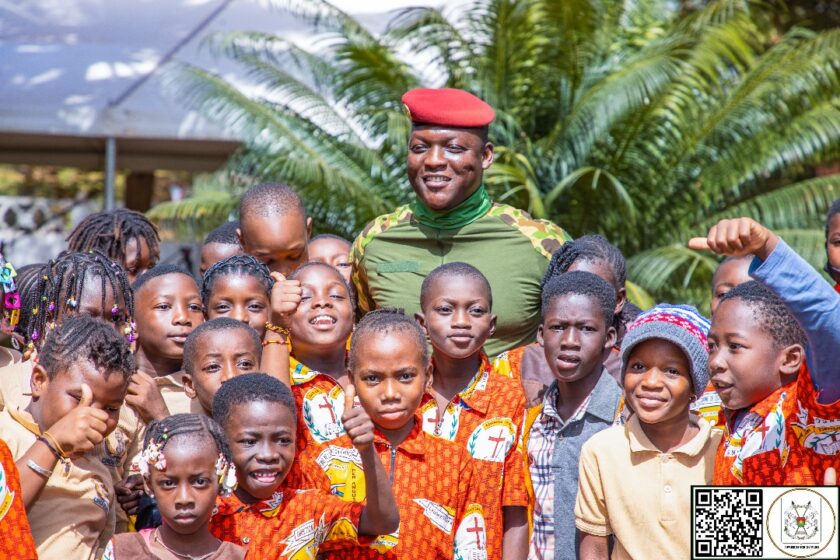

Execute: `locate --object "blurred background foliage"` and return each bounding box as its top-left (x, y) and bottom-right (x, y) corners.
top-left (151, 0), bottom-right (840, 313)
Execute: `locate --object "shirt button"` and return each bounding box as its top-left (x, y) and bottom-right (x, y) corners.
top-left (243, 537), bottom-right (250, 544)
top-left (664, 485), bottom-right (672, 493)
top-left (662, 456), bottom-right (669, 463)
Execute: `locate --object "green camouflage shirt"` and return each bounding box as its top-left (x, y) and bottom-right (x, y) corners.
top-left (351, 203), bottom-right (571, 357)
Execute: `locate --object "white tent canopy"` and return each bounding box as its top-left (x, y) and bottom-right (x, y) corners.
top-left (0, 0), bottom-right (434, 177)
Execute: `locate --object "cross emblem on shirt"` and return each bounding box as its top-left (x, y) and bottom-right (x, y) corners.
top-left (488, 429), bottom-right (507, 459)
top-left (465, 516), bottom-right (484, 549)
top-left (318, 395), bottom-right (336, 423)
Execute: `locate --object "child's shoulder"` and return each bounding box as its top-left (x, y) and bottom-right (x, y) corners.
top-left (581, 420), bottom-right (629, 456)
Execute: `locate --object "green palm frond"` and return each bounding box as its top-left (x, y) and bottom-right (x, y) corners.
top-left (162, 0), bottom-right (840, 308)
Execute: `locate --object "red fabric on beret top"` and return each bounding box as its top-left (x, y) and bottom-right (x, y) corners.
top-left (401, 88), bottom-right (495, 127)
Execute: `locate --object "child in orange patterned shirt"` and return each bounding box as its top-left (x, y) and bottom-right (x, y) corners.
top-left (210, 372), bottom-right (398, 560)
top-left (299, 309), bottom-right (488, 559)
top-left (416, 262), bottom-right (528, 560)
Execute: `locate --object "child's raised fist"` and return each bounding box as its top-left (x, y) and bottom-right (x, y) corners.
top-left (269, 271), bottom-right (302, 323)
top-left (341, 384), bottom-right (374, 451)
top-left (125, 371), bottom-right (170, 423)
top-left (688, 218), bottom-right (778, 261)
top-left (47, 383), bottom-right (110, 458)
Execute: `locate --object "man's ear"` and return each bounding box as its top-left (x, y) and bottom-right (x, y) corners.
top-left (481, 142), bottom-right (494, 170)
top-left (779, 343), bottom-right (805, 377)
top-left (604, 326), bottom-right (618, 352)
top-left (183, 373), bottom-right (196, 399)
top-left (536, 324), bottom-right (545, 347)
top-left (30, 364), bottom-right (49, 400)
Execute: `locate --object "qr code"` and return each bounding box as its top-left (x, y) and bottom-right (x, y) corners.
top-left (694, 488), bottom-right (763, 558)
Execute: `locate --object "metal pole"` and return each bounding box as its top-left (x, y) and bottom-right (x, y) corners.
top-left (105, 137), bottom-right (116, 210)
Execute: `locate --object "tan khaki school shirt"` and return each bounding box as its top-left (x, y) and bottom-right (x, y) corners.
top-left (575, 415), bottom-right (721, 560)
top-left (0, 407), bottom-right (116, 560)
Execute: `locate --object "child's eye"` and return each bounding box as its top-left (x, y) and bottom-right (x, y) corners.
top-left (279, 437), bottom-right (293, 446)
top-left (189, 303), bottom-right (203, 312)
top-left (336, 262), bottom-right (352, 269)
top-left (238, 359), bottom-right (256, 370)
top-left (665, 368), bottom-right (682, 376)
top-left (582, 325), bottom-right (597, 332)
top-left (549, 325), bottom-right (564, 332)
top-left (203, 363), bottom-right (221, 374)
top-left (434, 306), bottom-right (452, 314)
top-left (248, 303), bottom-right (266, 311)
top-left (155, 303), bottom-right (171, 311)
top-left (629, 362), bottom-right (646, 372)
top-left (362, 375), bottom-right (379, 385)
top-left (469, 307), bottom-right (486, 316)
top-left (728, 343), bottom-right (743, 351)
top-left (213, 303), bottom-right (230, 312)
top-left (159, 479), bottom-right (176, 489)
top-left (399, 372), bottom-right (416, 382)
top-left (107, 406), bottom-right (120, 413)
top-left (238, 438), bottom-right (256, 446)
top-left (329, 293), bottom-right (345, 300)
top-left (193, 477), bottom-right (211, 488)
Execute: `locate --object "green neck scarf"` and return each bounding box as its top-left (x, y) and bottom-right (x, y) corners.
top-left (412, 185), bottom-right (493, 230)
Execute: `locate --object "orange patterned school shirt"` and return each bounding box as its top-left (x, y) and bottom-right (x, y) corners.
top-left (0, 438), bottom-right (37, 559)
top-left (419, 353), bottom-right (529, 559)
top-left (714, 363), bottom-right (840, 486)
top-left (210, 488), bottom-right (364, 560)
top-left (297, 418), bottom-right (488, 559)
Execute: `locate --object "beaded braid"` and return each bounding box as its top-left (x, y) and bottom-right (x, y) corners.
top-left (21, 250), bottom-right (135, 349)
top-left (143, 413), bottom-right (232, 463)
top-left (39, 315), bottom-right (135, 380)
top-left (201, 255), bottom-right (273, 309)
top-left (66, 209), bottom-right (160, 268)
top-left (137, 413), bottom-right (235, 492)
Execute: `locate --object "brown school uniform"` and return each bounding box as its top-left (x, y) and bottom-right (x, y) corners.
top-left (0, 406), bottom-right (117, 559)
top-left (104, 529), bottom-right (246, 560)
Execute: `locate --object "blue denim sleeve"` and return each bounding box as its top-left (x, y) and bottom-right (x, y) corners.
top-left (749, 239), bottom-right (840, 403)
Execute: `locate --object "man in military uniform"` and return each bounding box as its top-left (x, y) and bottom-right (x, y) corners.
top-left (351, 88), bottom-right (570, 356)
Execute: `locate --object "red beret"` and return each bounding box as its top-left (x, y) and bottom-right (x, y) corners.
top-left (401, 88), bottom-right (495, 128)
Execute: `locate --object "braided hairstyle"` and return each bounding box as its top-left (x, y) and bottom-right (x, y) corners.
top-left (201, 255), bottom-right (273, 310)
top-left (66, 209), bottom-right (160, 271)
top-left (542, 234), bottom-right (628, 330)
top-left (39, 315), bottom-right (135, 380)
top-left (21, 251), bottom-right (134, 349)
top-left (142, 413), bottom-right (232, 478)
top-left (349, 308), bottom-right (428, 371)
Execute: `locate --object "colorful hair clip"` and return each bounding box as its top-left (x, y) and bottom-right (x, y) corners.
top-left (111, 304), bottom-right (120, 316)
top-left (66, 297), bottom-right (77, 308)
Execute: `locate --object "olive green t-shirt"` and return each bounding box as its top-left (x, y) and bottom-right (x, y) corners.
top-left (351, 203), bottom-right (570, 357)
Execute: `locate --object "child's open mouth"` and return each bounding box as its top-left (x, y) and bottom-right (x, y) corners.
top-left (309, 314), bottom-right (337, 329)
top-left (249, 469), bottom-right (281, 485)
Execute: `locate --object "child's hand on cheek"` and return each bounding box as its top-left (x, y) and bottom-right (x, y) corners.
top-left (689, 217), bottom-right (778, 261)
top-left (48, 383), bottom-right (110, 458)
top-left (269, 272), bottom-right (302, 325)
top-left (125, 371), bottom-right (170, 423)
top-left (341, 384), bottom-right (374, 451)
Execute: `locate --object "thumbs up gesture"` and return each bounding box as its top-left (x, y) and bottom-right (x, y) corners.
top-left (341, 384), bottom-right (374, 451)
top-left (46, 383), bottom-right (111, 458)
top-left (270, 271), bottom-right (302, 324)
top-left (688, 218), bottom-right (778, 261)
